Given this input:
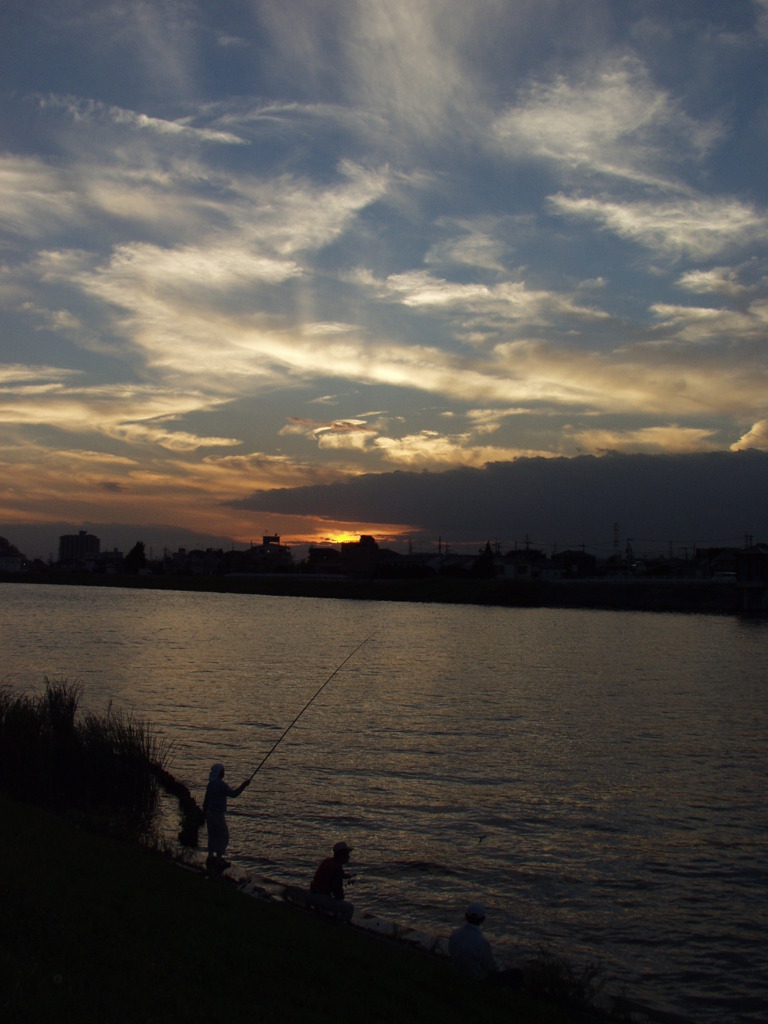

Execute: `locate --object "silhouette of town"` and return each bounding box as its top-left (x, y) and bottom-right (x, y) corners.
top-left (3, 528), bottom-right (768, 613)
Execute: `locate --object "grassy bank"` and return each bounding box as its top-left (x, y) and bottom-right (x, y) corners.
top-left (0, 680), bottom-right (170, 837)
top-left (0, 796), bottom-right (595, 1024)
top-left (0, 680), bottom-right (203, 846)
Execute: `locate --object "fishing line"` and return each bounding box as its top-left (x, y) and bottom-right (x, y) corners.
top-left (247, 631), bottom-right (376, 783)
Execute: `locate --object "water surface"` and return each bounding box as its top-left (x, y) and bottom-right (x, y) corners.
top-left (2, 583), bottom-right (766, 1023)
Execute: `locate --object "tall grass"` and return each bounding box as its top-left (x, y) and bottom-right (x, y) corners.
top-left (522, 948), bottom-right (613, 1017)
top-left (0, 678), bottom-right (172, 840)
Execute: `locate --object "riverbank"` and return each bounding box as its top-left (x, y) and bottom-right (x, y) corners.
top-left (0, 570), bottom-right (749, 615)
top-left (1, 796), bottom-right (597, 1024)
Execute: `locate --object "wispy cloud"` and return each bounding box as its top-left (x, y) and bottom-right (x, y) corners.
top-left (565, 424), bottom-right (721, 455)
top-left (551, 193), bottom-right (768, 261)
top-left (258, 0), bottom-right (486, 150)
top-left (494, 57), bottom-right (720, 188)
top-left (42, 95), bottom-right (248, 145)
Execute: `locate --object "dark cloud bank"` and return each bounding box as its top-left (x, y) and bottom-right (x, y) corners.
top-left (6, 452), bottom-right (767, 560)
top-left (232, 451), bottom-right (768, 553)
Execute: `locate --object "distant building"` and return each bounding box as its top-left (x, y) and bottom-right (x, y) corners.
top-left (736, 544), bottom-right (768, 611)
top-left (499, 547), bottom-right (548, 580)
top-left (341, 535), bottom-right (379, 576)
top-left (96, 548), bottom-right (124, 574)
top-left (551, 548), bottom-right (597, 578)
top-left (168, 547), bottom-right (223, 576)
top-left (304, 545), bottom-right (344, 574)
top-left (58, 530), bottom-right (100, 568)
top-left (253, 534), bottom-right (292, 570)
top-left (0, 536), bottom-right (25, 573)
top-left (165, 535), bottom-right (293, 576)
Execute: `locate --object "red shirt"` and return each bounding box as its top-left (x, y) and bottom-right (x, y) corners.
top-left (310, 856), bottom-right (344, 899)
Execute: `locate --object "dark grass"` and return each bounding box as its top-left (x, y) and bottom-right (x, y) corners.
top-left (0, 796), bottom-right (587, 1024)
top-left (0, 679), bottom-right (185, 842)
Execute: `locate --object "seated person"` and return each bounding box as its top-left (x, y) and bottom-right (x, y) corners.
top-left (308, 840), bottom-right (355, 923)
top-left (449, 902), bottom-right (523, 989)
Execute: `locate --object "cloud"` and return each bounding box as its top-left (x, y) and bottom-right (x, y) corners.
top-left (0, 431), bottom-right (340, 548)
top-left (549, 193), bottom-right (768, 261)
top-left (88, 240), bottom-right (302, 294)
top-left (679, 266), bottom-right (757, 299)
top-left (377, 270), bottom-right (609, 330)
top-left (466, 407), bottom-right (532, 434)
top-left (731, 419), bottom-right (768, 451)
top-left (0, 364), bottom-right (81, 385)
top-left (5, 98), bottom-right (390, 259)
top-left (257, 0), bottom-right (487, 151)
top-left (43, 94), bottom-right (248, 145)
top-left (2, 3), bottom-right (767, 552)
top-left (0, 155), bottom-right (84, 238)
top-left (107, 424), bottom-right (241, 452)
top-left (230, 451), bottom-right (768, 550)
top-left (564, 424), bottom-right (721, 455)
top-left (279, 408), bottom-right (550, 468)
top-left (216, 34), bottom-right (250, 50)
top-left (75, 0), bottom-right (201, 100)
top-left (493, 57), bottom-right (721, 187)
top-left (0, 372), bottom-right (231, 441)
top-left (282, 415), bottom-right (378, 451)
top-left (373, 430), bottom-right (531, 468)
top-left (650, 302), bottom-right (763, 345)
top-left (426, 224), bottom-right (508, 273)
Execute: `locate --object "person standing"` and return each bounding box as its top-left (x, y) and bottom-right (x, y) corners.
top-left (202, 763), bottom-right (249, 872)
top-left (308, 840), bottom-right (355, 922)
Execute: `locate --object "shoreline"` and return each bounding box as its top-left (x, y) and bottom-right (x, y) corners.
top-left (1, 569), bottom-right (751, 616)
top-left (1, 794), bottom-right (691, 1024)
top-left (0, 794), bottom-right (603, 1024)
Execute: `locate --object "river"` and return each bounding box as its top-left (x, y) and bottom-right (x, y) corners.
top-left (1, 582), bottom-right (766, 1023)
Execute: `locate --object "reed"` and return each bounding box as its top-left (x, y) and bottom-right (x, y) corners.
top-left (0, 679), bottom-right (172, 840)
top-left (522, 948), bottom-right (611, 1016)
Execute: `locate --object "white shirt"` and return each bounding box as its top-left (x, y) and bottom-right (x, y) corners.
top-left (448, 921), bottom-right (496, 981)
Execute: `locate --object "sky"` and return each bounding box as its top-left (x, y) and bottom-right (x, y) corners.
top-left (2, 1), bottom-right (768, 560)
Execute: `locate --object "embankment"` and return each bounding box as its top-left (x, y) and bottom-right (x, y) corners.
top-left (0, 795), bottom-right (582, 1024)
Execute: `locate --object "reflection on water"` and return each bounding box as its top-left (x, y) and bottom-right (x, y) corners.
top-left (2, 583), bottom-right (767, 1023)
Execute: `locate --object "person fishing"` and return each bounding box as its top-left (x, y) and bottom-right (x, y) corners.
top-left (200, 636), bottom-right (373, 875)
top-left (308, 841), bottom-right (355, 922)
top-left (202, 763), bottom-right (250, 872)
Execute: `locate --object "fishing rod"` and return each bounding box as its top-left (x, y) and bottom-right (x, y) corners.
top-left (247, 631), bottom-right (376, 783)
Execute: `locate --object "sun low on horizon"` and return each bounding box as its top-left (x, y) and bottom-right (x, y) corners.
top-left (322, 531), bottom-right (369, 547)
